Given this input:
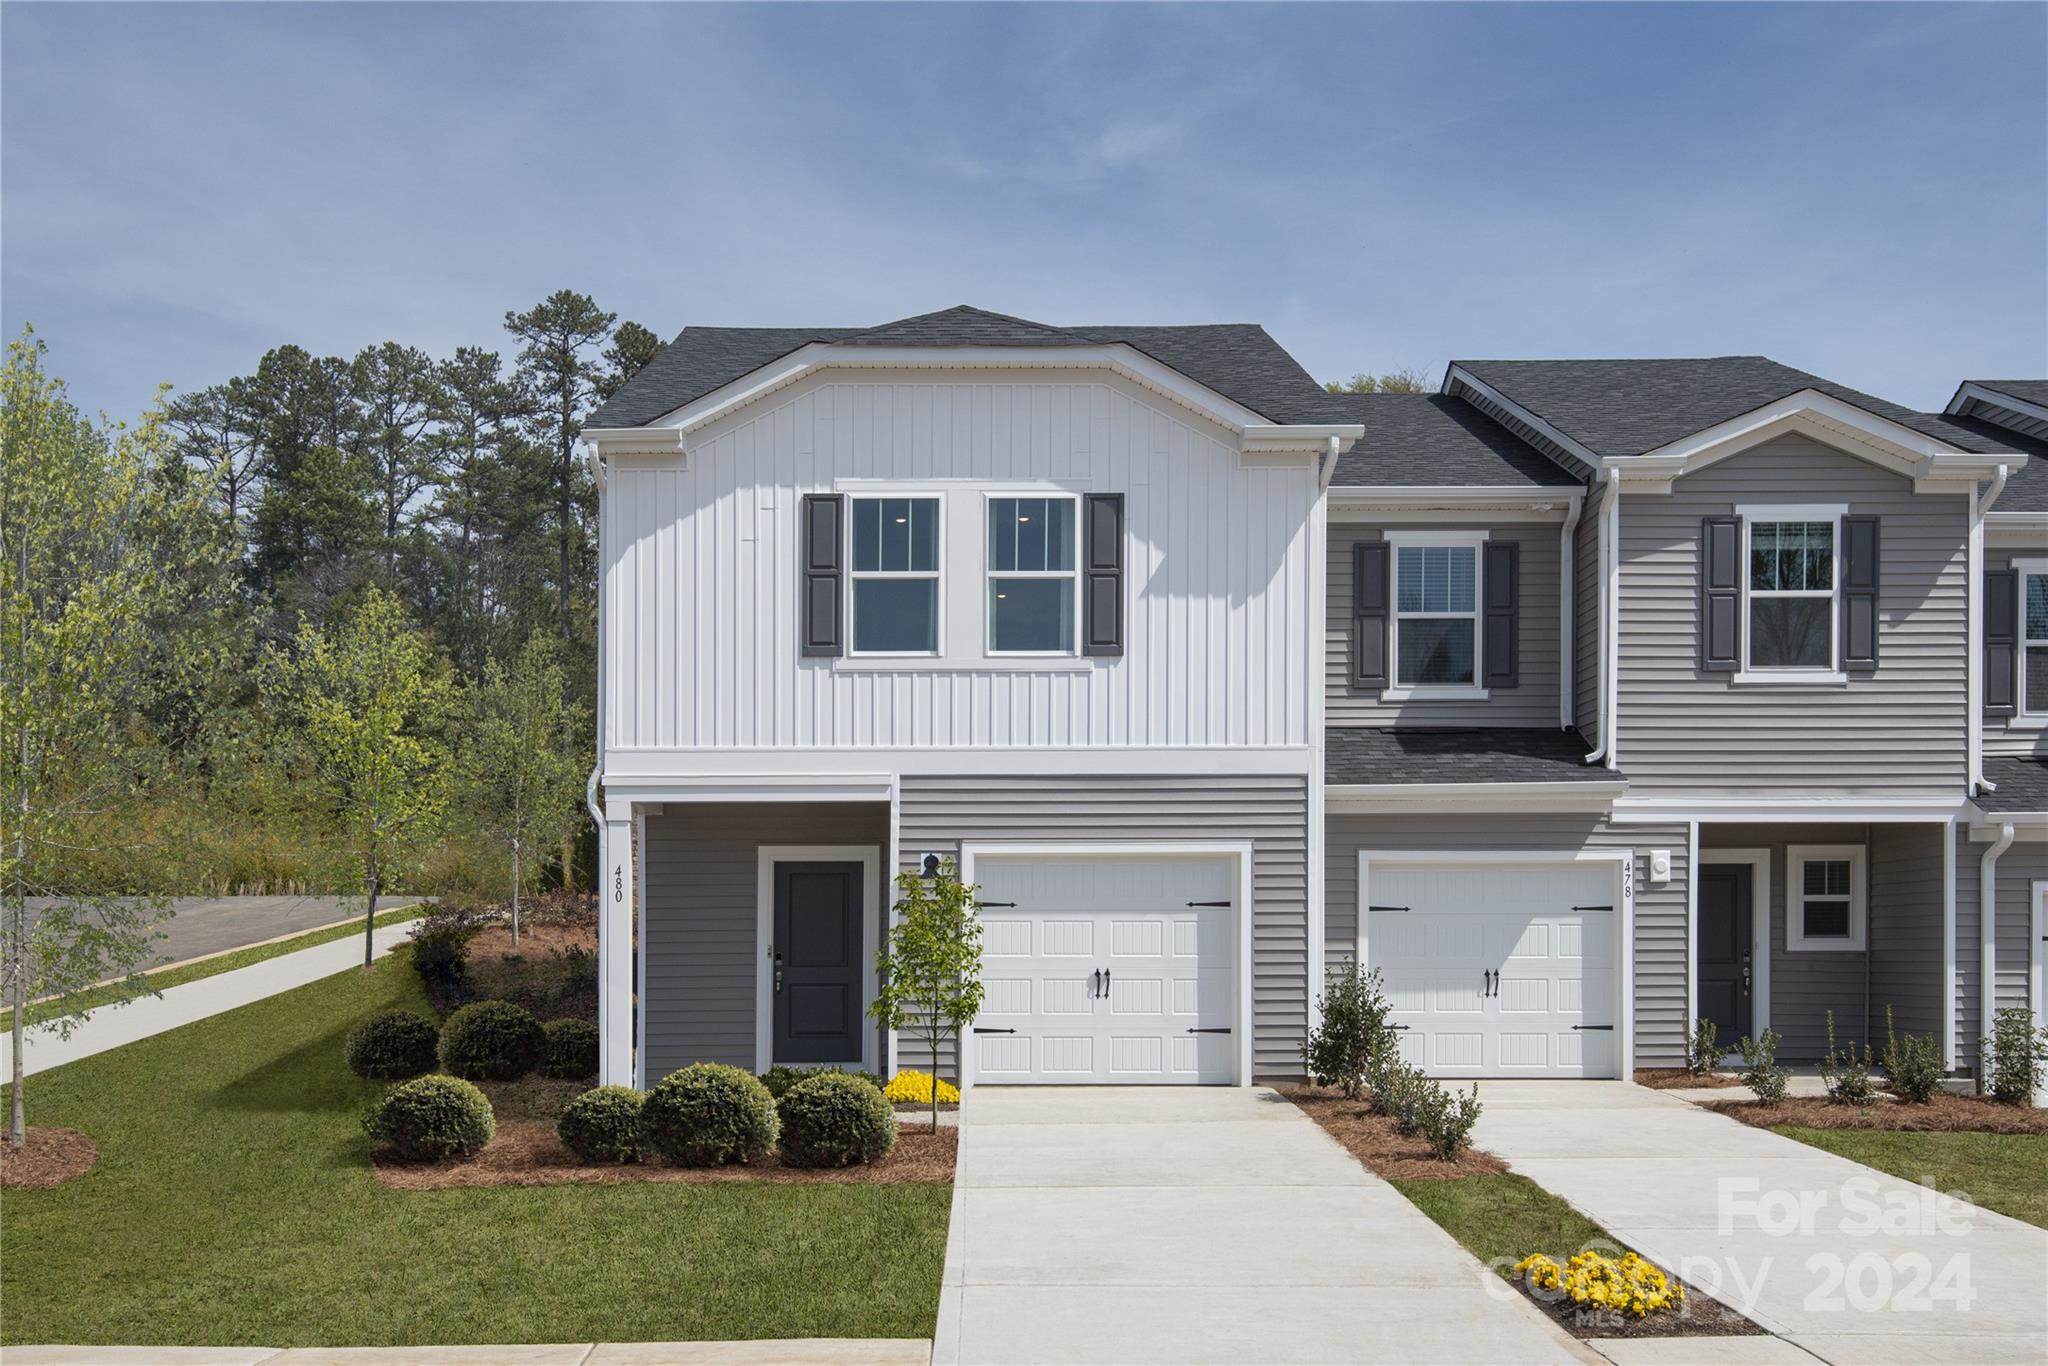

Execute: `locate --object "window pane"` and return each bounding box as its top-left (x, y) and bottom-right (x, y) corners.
top-left (1802, 900), bottom-right (1851, 939)
top-left (1804, 523), bottom-right (1833, 590)
top-left (880, 498), bottom-right (910, 570)
top-left (988, 498), bottom-right (1074, 574)
top-left (2028, 576), bottom-right (2048, 644)
top-left (853, 579), bottom-right (937, 652)
top-left (2028, 647), bottom-right (2048, 712)
top-left (1753, 521), bottom-right (1831, 592)
top-left (1397, 619), bottom-right (1475, 686)
top-left (1803, 860), bottom-right (1851, 897)
top-left (854, 498), bottom-right (937, 572)
top-left (1396, 545), bottom-right (1475, 614)
top-left (1749, 596), bottom-right (1831, 668)
top-left (910, 499), bottom-right (937, 572)
top-left (990, 577), bottom-right (1072, 652)
top-left (853, 499), bottom-right (882, 573)
top-left (1751, 525), bottom-right (1778, 591)
top-left (1396, 547), bottom-right (1423, 612)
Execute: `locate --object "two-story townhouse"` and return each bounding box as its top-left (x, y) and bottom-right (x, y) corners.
top-left (583, 305), bottom-right (2038, 1093)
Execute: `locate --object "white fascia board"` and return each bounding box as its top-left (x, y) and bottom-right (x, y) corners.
top-left (1327, 780), bottom-right (1624, 812)
top-left (1242, 423), bottom-right (1365, 454)
top-left (1328, 486), bottom-right (1582, 519)
top-left (1443, 365), bottom-right (1606, 469)
top-left (603, 744), bottom-right (1316, 779)
top-left (644, 341), bottom-right (1288, 443)
top-left (603, 773), bottom-right (896, 805)
top-left (1948, 381), bottom-right (2048, 428)
top-left (1611, 795), bottom-right (1968, 824)
top-left (1987, 511), bottom-right (2048, 546)
top-left (582, 426), bottom-right (688, 459)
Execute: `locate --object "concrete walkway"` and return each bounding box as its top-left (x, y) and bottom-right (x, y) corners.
top-left (0, 1343), bottom-right (928, 1365)
top-left (932, 1087), bottom-right (1586, 1365)
top-left (1474, 1081), bottom-right (2048, 1366)
top-left (1, 918), bottom-right (419, 1078)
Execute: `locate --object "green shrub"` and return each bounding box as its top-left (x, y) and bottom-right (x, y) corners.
top-left (363, 1075), bottom-right (495, 1161)
top-left (343, 1009), bottom-right (440, 1080)
top-left (1684, 1016), bottom-right (1721, 1076)
top-left (638, 1062), bottom-right (778, 1166)
top-left (1378, 1064), bottom-right (1431, 1135)
top-left (1817, 1011), bottom-right (1876, 1105)
top-left (542, 1018), bottom-right (600, 1079)
top-left (557, 1085), bottom-right (644, 1163)
top-left (438, 1000), bottom-right (546, 1080)
top-left (409, 900), bottom-right (491, 1015)
top-left (759, 1065), bottom-right (885, 1100)
top-left (777, 1072), bottom-right (898, 1168)
top-left (1417, 1081), bottom-right (1482, 1161)
top-left (1882, 1006), bottom-right (1944, 1104)
top-left (1982, 1007), bottom-right (2048, 1104)
top-left (1737, 1029), bottom-right (1788, 1106)
top-left (1303, 958), bottom-right (1399, 1100)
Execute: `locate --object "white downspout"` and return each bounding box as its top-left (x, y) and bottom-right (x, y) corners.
top-left (1559, 493), bottom-right (1583, 730)
top-left (585, 438), bottom-right (608, 848)
top-left (1969, 466), bottom-right (2009, 795)
top-left (1584, 468), bottom-right (1620, 766)
top-left (1979, 821), bottom-right (2013, 1080)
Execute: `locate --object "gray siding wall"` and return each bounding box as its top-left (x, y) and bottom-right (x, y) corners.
top-left (1326, 522), bottom-right (1562, 727)
top-left (898, 773), bottom-right (1310, 1080)
top-left (1954, 835), bottom-right (2046, 1071)
top-left (1984, 544), bottom-right (2048, 756)
top-left (641, 802), bottom-right (889, 1083)
top-left (1703, 825), bottom-right (1873, 1059)
top-left (1616, 436), bottom-right (1969, 796)
top-left (1325, 812), bottom-right (1690, 1068)
top-left (1868, 824), bottom-right (1947, 1045)
top-left (1575, 480), bottom-right (1606, 744)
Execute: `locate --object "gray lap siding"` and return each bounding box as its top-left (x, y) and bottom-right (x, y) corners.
top-left (1325, 812), bottom-right (1691, 1069)
top-left (896, 772), bottom-right (1310, 1080)
top-left (1954, 834), bottom-right (2046, 1072)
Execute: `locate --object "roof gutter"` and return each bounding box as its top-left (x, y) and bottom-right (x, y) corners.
top-left (1559, 494), bottom-right (1583, 731)
top-left (1969, 465), bottom-right (2009, 796)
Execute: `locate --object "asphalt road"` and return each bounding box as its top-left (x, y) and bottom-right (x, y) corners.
top-left (19, 894), bottom-right (425, 968)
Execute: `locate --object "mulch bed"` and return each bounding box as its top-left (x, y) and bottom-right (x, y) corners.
top-left (373, 1121), bottom-right (956, 1190)
top-left (1283, 1085), bottom-right (1506, 1180)
top-left (1707, 1091), bottom-right (2048, 1133)
top-left (1634, 1068), bottom-right (1742, 1090)
top-left (1514, 1273), bottom-right (1766, 1340)
top-left (1, 1127), bottom-right (99, 1189)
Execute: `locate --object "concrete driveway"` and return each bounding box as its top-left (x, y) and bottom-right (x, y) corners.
top-left (1474, 1082), bottom-right (2048, 1365)
top-left (933, 1087), bottom-right (1584, 1366)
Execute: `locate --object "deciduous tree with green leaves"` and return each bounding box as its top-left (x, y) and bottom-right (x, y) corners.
top-left (869, 859), bottom-right (984, 1132)
top-left (1323, 368), bottom-right (1434, 394)
top-left (2, 329), bottom-right (221, 1145)
top-left (264, 587), bottom-right (454, 966)
top-left (460, 632), bottom-right (588, 941)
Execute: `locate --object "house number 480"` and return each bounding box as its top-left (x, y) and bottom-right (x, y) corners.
top-left (613, 867), bottom-right (624, 903)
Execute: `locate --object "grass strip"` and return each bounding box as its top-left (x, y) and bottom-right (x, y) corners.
top-left (1390, 1171), bottom-right (1614, 1276)
top-left (1770, 1125), bottom-right (2048, 1229)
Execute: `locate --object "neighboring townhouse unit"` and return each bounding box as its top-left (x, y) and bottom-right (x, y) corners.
top-left (581, 305), bottom-right (2043, 1092)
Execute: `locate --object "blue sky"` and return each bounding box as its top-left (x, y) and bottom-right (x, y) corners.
top-left (4, 2), bottom-right (2043, 418)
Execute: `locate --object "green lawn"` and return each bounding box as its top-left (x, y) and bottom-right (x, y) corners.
top-left (1, 948), bottom-right (950, 1347)
top-left (1390, 1173), bottom-right (1617, 1275)
top-left (0, 904), bottom-right (425, 1033)
top-left (1771, 1126), bottom-right (2048, 1230)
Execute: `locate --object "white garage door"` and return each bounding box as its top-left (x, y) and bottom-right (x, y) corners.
top-left (969, 854), bottom-right (1238, 1084)
top-left (1365, 860), bottom-right (1619, 1079)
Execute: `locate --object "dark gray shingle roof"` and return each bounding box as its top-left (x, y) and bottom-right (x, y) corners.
top-left (1947, 416), bottom-right (2048, 511)
top-left (587, 305), bottom-right (1337, 428)
top-left (1966, 380), bottom-right (2048, 408)
top-left (1977, 758), bottom-right (2048, 813)
top-left (1455, 357), bottom-right (2017, 459)
top-left (1321, 394), bottom-right (1581, 489)
top-left (1325, 728), bottom-right (1617, 785)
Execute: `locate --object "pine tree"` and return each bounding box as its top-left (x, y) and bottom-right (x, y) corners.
top-left (504, 291), bottom-right (614, 642)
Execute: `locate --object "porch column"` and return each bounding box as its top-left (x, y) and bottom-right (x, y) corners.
top-left (600, 812), bottom-right (636, 1086)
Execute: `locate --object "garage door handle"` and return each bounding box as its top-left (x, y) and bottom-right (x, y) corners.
top-left (1187, 900), bottom-right (1231, 908)
top-left (973, 1027), bottom-right (1017, 1035)
top-left (1185, 1027), bottom-right (1232, 1034)
top-left (1572, 1025), bottom-right (1614, 1032)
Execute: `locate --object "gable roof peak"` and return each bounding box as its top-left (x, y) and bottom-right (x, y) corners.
top-left (841, 304), bottom-right (1092, 347)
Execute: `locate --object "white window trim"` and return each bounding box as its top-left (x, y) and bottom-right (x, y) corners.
top-left (1736, 503), bottom-right (1845, 677)
top-left (1785, 844), bottom-right (1867, 952)
top-left (848, 494), bottom-right (944, 658)
top-left (1383, 528), bottom-right (1490, 700)
top-left (983, 491), bottom-right (1082, 658)
top-left (2014, 557), bottom-right (2048, 719)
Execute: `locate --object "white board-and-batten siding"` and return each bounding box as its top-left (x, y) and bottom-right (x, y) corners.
top-left (602, 372), bottom-right (1318, 752)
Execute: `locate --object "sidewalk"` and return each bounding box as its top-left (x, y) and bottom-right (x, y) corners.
top-left (0, 918), bottom-right (419, 1079)
top-left (1, 1343), bottom-right (930, 1365)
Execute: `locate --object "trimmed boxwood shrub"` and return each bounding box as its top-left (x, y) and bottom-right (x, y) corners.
top-left (557, 1085), bottom-right (644, 1163)
top-left (363, 1075), bottom-right (495, 1161)
top-left (638, 1062), bottom-right (778, 1167)
top-left (778, 1071), bottom-right (898, 1168)
top-left (344, 1009), bottom-right (440, 1080)
top-left (542, 1018), bottom-right (600, 1079)
top-left (438, 1000), bottom-right (546, 1080)
top-left (760, 1064), bottom-right (885, 1100)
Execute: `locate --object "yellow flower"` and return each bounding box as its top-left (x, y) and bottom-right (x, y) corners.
top-left (883, 1070), bottom-right (960, 1104)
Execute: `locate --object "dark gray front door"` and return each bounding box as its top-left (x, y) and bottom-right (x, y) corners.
top-left (773, 861), bottom-right (863, 1065)
top-left (1698, 866), bottom-right (1753, 1043)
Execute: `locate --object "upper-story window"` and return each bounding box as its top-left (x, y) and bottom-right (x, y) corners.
top-left (1742, 508), bottom-right (1841, 672)
top-left (2020, 561), bottom-right (2048, 715)
top-left (850, 496), bottom-right (940, 654)
top-left (987, 495), bottom-right (1078, 654)
top-left (1387, 530), bottom-right (1486, 696)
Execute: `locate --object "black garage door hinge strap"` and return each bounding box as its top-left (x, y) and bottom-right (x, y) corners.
top-left (1186, 900), bottom-right (1232, 907)
top-left (1572, 1024), bottom-right (1615, 1031)
top-left (1573, 905), bottom-right (1615, 912)
top-left (1367, 905), bottom-right (1411, 913)
top-left (1184, 1027), bottom-right (1232, 1034)
top-left (978, 901), bottom-right (1018, 908)
top-left (972, 1027), bottom-right (1017, 1034)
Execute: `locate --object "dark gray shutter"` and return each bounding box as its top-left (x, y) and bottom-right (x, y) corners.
top-left (1483, 541), bottom-right (1520, 689)
top-left (1351, 541), bottom-right (1389, 690)
top-left (799, 493), bottom-right (843, 657)
top-left (1700, 516), bottom-right (1742, 672)
top-left (1082, 493), bottom-right (1124, 657)
top-left (1986, 568), bottom-right (2018, 716)
top-left (1841, 515), bottom-right (1879, 669)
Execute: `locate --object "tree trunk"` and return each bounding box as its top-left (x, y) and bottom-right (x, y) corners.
top-left (363, 853), bottom-right (380, 970)
top-left (511, 842), bottom-right (521, 945)
top-left (9, 890), bottom-right (25, 1148)
top-left (560, 830), bottom-right (575, 893)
